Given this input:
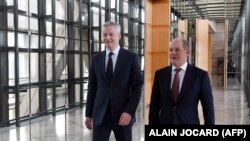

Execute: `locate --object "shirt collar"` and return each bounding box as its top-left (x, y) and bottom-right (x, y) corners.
top-left (172, 62), bottom-right (188, 72)
top-left (106, 45), bottom-right (120, 57)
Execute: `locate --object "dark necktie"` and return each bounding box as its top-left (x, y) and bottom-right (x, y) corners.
top-left (107, 52), bottom-right (114, 81)
top-left (172, 68), bottom-right (181, 103)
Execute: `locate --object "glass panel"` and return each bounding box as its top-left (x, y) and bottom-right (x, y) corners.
top-left (74, 27), bottom-right (80, 40)
top-left (18, 33), bottom-right (29, 48)
top-left (82, 41), bottom-right (88, 52)
top-left (83, 55), bottom-right (89, 77)
top-left (55, 37), bottom-right (65, 50)
top-left (56, 83), bottom-right (67, 108)
top-left (62, 65), bottom-right (68, 79)
top-left (141, 56), bottom-right (145, 71)
top-left (8, 52), bottom-right (15, 86)
top-left (101, 0), bottom-right (105, 7)
top-left (18, 0), bottom-right (28, 11)
top-left (18, 15), bottom-right (28, 30)
top-left (123, 18), bottom-right (128, 33)
top-left (30, 18), bottom-right (38, 33)
top-left (74, 40), bottom-right (80, 51)
top-left (81, 3), bottom-right (88, 25)
top-left (74, 54), bottom-right (80, 78)
top-left (73, 0), bottom-right (79, 22)
top-left (140, 46), bottom-right (144, 55)
top-left (131, 5), bottom-right (138, 19)
top-left (111, 12), bottom-right (115, 21)
top-left (27, 88), bottom-right (39, 115)
top-left (91, 0), bottom-right (99, 4)
top-left (101, 43), bottom-right (105, 51)
top-left (46, 0), bottom-right (52, 15)
top-left (93, 30), bottom-right (99, 41)
top-left (111, 0), bottom-right (116, 8)
top-left (56, 0), bottom-right (65, 21)
top-left (124, 36), bottom-right (129, 46)
top-left (30, 53), bottom-right (39, 83)
top-left (46, 88), bottom-right (52, 111)
top-left (132, 37), bottom-right (138, 48)
top-left (46, 53), bottom-right (53, 81)
top-left (141, 24), bottom-right (145, 39)
top-left (75, 84), bottom-right (80, 102)
top-left (19, 91), bottom-right (28, 117)
top-left (133, 23), bottom-right (138, 36)
top-left (8, 32), bottom-right (15, 47)
top-left (131, 47), bottom-right (138, 54)
top-left (92, 7), bottom-right (99, 27)
top-left (56, 23), bottom-right (65, 37)
top-left (83, 83), bottom-right (88, 101)
top-left (46, 21), bottom-right (52, 35)
top-left (93, 43), bottom-right (99, 52)
top-left (6, 0), bottom-right (13, 5)
top-left (46, 36), bottom-right (52, 48)
top-left (116, 0), bottom-right (120, 13)
top-left (141, 9), bottom-right (145, 23)
top-left (123, 1), bottom-right (128, 14)
top-left (8, 94), bottom-right (15, 120)
top-left (19, 52), bottom-right (29, 84)
top-left (56, 53), bottom-right (64, 80)
top-left (141, 0), bottom-right (145, 7)
top-left (7, 13), bottom-right (14, 29)
top-left (101, 11), bottom-right (105, 27)
top-left (82, 29), bottom-right (88, 41)
top-left (30, 0), bottom-right (38, 14)
top-left (30, 35), bottom-right (38, 49)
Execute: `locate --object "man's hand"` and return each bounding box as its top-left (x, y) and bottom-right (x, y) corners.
top-left (118, 112), bottom-right (131, 126)
top-left (85, 117), bottom-right (93, 130)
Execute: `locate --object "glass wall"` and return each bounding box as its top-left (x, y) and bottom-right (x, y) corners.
top-left (0, 0), bottom-right (145, 129)
top-left (231, 0), bottom-right (250, 112)
top-left (244, 0), bottom-right (250, 111)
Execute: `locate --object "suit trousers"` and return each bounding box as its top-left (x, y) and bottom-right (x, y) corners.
top-left (93, 102), bottom-right (133, 141)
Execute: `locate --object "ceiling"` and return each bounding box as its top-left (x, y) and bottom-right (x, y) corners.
top-left (171, 0), bottom-right (244, 44)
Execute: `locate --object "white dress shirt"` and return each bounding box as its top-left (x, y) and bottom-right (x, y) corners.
top-left (106, 46), bottom-right (120, 72)
top-left (171, 62), bottom-right (188, 92)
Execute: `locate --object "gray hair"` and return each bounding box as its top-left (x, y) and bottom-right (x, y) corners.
top-left (103, 21), bottom-right (121, 34)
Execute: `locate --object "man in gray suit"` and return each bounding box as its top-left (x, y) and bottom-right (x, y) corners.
top-left (85, 21), bottom-right (143, 141)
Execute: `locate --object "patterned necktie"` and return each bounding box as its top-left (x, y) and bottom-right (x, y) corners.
top-left (172, 68), bottom-right (181, 103)
top-left (107, 52), bottom-right (114, 81)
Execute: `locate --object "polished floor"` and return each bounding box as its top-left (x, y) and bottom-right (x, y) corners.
top-left (0, 77), bottom-right (249, 141)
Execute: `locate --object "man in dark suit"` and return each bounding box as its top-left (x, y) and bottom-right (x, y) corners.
top-left (149, 38), bottom-right (215, 125)
top-left (85, 21), bottom-right (143, 141)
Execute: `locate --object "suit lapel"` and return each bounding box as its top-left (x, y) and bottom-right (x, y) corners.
top-left (160, 67), bottom-right (172, 102)
top-left (166, 68), bottom-right (173, 102)
top-left (100, 51), bottom-right (107, 79)
top-left (113, 48), bottom-right (124, 79)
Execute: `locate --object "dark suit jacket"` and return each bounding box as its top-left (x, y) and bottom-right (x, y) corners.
top-left (85, 48), bottom-right (143, 126)
top-left (149, 64), bottom-right (215, 125)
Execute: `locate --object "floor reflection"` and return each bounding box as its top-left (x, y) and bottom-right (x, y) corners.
top-left (0, 100), bottom-right (144, 141)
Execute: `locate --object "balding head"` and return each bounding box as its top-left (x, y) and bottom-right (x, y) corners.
top-left (170, 38), bottom-right (190, 50)
top-left (169, 38), bottom-right (190, 68)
